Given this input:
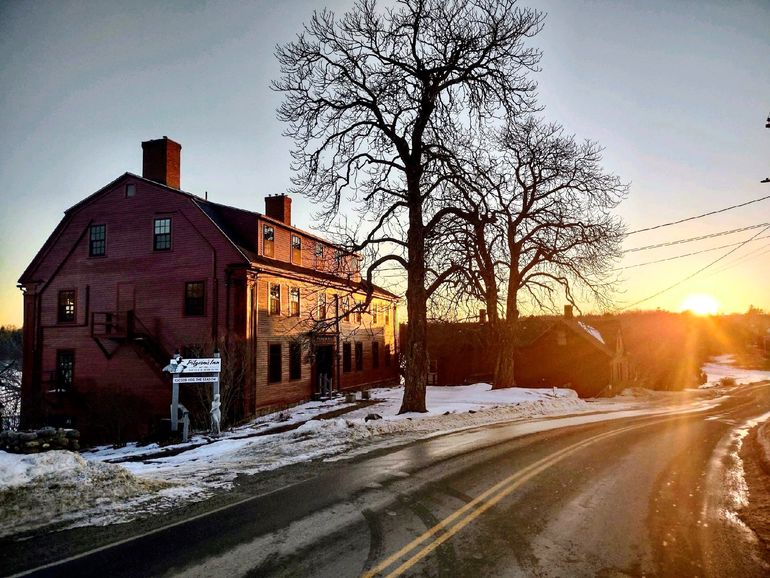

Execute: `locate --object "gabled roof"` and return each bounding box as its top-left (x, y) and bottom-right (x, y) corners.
top-left (520, 317), bottom-right (617, 358)
top-left (19, 173), bottom-right (397, 299)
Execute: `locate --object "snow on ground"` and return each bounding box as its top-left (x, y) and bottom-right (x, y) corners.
top-left (3, 355), bottom-right (765, 539)
top-left (701, 354), bottom-right (770, 387)
top-left (0, 450), bottom-right (168, 538)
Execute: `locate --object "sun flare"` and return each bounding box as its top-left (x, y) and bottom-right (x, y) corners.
top-left (680, 293), bottom-right (720, 316)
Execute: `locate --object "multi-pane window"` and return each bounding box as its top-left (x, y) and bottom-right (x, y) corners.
top-left (263, 225), bottom-right (275, 257)
top-left (372, 341), bottom-right (380, 369)
top-left (268, 343), bottom-right (282, 383)
top-left (89, 224), bottom-right (106, 257)
top-left (355, 341), bottom-right (363, 371)
top-left (385, 305), bottom-right (390, 326)
top-left (289, 287), bottom-right (300, 317)
top-left (384, 344), bottom-right (391, 367)
top-left (291, 235), bottom-right (302, 264)
top-left (343, 296), bottom-right (350, 321)
top-left (318, 292), bottom-right (327, 319)
top-left (355, 301), bottom-right (362, 323)
top-left (269, 284), bottom-right (281, 315)
top-left (154, 218), bottom-right (171, 251)
top-left (315, 242), bottom-right (324, 267)
top-left (58, 290), bottom-right (76, 323)
top-left (343, 342), bottom-right (352, 373)
top-left (289, 341), bottom-right (302, 380)
top-left (184, 281), bottom-right (205, 316)
top-left (55, 350), bottom-right (74, 392)
top-left (372, 304), bottom-right (378, 324)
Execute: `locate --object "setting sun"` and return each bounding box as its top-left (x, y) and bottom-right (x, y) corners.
top-left (680, 293), bottom-right (720, 316)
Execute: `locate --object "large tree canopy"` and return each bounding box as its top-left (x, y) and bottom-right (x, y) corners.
top-left (274, 0), bottom-right (544, 411)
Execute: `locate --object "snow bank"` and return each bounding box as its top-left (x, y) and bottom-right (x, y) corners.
top-left (0, 450), bottom-right (168, 538)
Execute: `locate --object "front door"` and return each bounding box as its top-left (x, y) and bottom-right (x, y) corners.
top-left (314, 345), bottom-right (334, 395)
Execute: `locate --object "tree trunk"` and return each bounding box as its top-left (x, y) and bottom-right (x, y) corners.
top-left (492, 316), bottom-right (517, 388)
top-left (399, 187), bottom-right (428, 413)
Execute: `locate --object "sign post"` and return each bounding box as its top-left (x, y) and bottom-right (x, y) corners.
top-left (163, 354), bottom-right (222, 435)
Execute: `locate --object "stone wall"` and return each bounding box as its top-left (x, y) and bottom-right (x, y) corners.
top-left (0, 427), bottom-right (79, 454)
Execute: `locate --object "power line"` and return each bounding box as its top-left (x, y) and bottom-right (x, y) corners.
top-left (619, 224), bottom-right (770, 311)
top-left (623, 223), bottom-right (768, 253)
top-left (616, 233), bottom-right (770, 270)
top-left (626, 192), bottom-right (770, 235)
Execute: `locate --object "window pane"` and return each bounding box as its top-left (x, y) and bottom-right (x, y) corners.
top-left (290, 287), bottom-right (300, 317)
top-left (56, 350), bottom-right (74, 391)
top-left (268, 343), bottom-right (282, 383)
top-left (343, 342), bottom-right (351, 373)
top-left (184, 281), bottom-right (205, 316)
top-left (58, 291), bottom-right (75, 322)
top-left (89, 224), bottom-right (106, 256)
top-left (263, 225), bottom-right (275, 257)
top-left (270, 284), bottom-right (281, 315)
top-left (154, 218), bottom-right (171, 251)
top-left (289, 342), bottom-right (302, 380)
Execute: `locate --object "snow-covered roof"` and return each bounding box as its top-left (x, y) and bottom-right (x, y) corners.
top-left (578, 321), bottom-right (605, 344)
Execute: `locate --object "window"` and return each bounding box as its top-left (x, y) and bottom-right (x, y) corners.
top-left (289, 341), bottom-right (302, 380)
top-left (263, 225), bottom-right (275, 257)
top-left (125, 183), bottom-right (136, 198)
top-left (355, 341), bottom-right (363, 371)
top-left (269, 284), bottom-right (281, 315)
top-left (355, 301), bottom-right (362, 323)
top-left (334, 250), bottom-right (343, 271)
top-left (385, 305), bottom-right (390, 326)
top-left (57, 290), bottom-right (76, 323)
top-left (291, 235), bottom-right (302, 264)
top-left (343, 342), bottom-right (352, 373)
top-left (89, 224), bottom-right (106, 257)
top-left (385, 344), bottom-right (391, 367)
top-left (184, 281), bottom-right (205, 316)
top-left (55, 350), bottom-right (74, 392)
top-left (268, 343), bottom-right (282, 383)
top-left (372, 341), bottom-right (380, 369)
top-left (343, 296), bottom-right (350, 322)
top-left (154, 218), bottom-right (171, 251)
top-left (372, 304), bottom-right (378, 324)
top-left (315, 242), bottom-right (324, 266)
top-left (318, 292), bottom-right (327, 319)
top-left (289, 287), bottom-right (300, 317)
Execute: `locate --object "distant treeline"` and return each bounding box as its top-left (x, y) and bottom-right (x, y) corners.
top-left (0, 326), bottom-right (22, 362)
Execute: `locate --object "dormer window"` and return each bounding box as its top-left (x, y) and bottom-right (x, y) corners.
top-left (263, 225), bottom-right (275, 258)
top-left (291, 235), bottom-right (302, 264)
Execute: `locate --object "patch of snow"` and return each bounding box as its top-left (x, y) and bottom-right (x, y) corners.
top-left (701, 355), bottom-right (770, 388)
top-left (578, 321), bottom-right (605, 344)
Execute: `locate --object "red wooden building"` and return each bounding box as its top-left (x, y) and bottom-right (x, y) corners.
top-left (422, 306), bottom-right (629, 397)
top-left (18, 137), bottom-right (399, 441)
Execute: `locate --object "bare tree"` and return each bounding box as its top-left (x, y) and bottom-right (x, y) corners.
top-left (273, 0), bottom-right (543, 411)
top-left (438, 117), bottom-right (628, 387)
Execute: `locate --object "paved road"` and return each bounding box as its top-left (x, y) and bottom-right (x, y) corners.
top-left (4, 384), bottom-right (770, 577)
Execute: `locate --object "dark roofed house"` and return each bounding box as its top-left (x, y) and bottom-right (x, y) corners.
top-left (420, 305), bottom-right (629, 397)
top-left (18, 138), bottom-right (399, 442)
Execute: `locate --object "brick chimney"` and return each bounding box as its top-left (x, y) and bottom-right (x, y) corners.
top-left (265, 194), bottom-right (292, 226)
top-left (142, 137), bottom-right (181, 189)
top-left (564, 304), bottom-right (574, 319)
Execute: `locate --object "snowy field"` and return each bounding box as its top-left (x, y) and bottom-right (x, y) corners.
top-left (2, 355), bottom-right (769, 538)
top-left (701, 354), bottom-right (770, 387)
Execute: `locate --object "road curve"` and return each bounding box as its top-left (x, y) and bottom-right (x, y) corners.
top-left (4, 383), bottom-right (770, 577)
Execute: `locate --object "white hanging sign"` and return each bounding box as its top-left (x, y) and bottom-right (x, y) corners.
top-left (167, 357), bottom-right (222, 373)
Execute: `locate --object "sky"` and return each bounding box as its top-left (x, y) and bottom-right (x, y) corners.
top-left (1, 0), bottom-right (769, 327)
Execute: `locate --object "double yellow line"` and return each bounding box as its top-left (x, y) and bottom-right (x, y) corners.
top-left (362, 422), bottom-right (645, 577)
